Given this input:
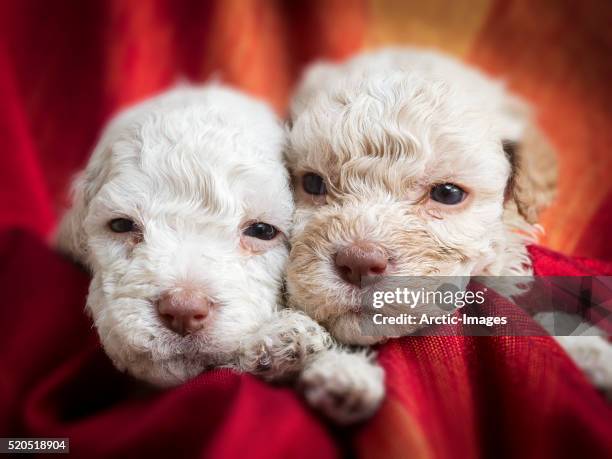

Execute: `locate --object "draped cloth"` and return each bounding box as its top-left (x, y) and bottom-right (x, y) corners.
top-left (1, 1), bottom-right (611, 457)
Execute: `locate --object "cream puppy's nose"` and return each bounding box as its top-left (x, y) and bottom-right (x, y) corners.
top-left (335, 242), bottom-right (388, 287)
top-left (157, 289), bottom-right (213, 336)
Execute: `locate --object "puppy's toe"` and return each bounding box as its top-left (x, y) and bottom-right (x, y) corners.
top-left (239, 342), bottom-right (273, 374)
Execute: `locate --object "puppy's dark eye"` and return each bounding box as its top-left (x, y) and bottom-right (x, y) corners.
top-left (430, 183), bottom-right (466, 205)
top-left (109, 218), bottom-right (135, 233)
top-left (302, 173), bottom-right (327, 195)
top-left (243, 222), bottom-right (279, 241)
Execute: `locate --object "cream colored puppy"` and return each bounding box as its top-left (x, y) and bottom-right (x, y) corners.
top-left (285, 48), bottom-right (611, 395)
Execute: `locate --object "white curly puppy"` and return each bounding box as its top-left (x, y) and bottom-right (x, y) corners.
top-left (285, 48), bottom-right (611, 394)
top-left (57, 85), bottom-right (384, 423)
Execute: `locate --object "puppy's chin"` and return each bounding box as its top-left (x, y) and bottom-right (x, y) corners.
top-left (117, 352), bottom-right (209, 388)
top-left (329, 312), bottom-right (385, 345)
top-left (100, 329), bottom-right (223, 387)
top-left (91, 300), bottom-right (232, 387)
top-left (286, 277), bottom-right (385, 345)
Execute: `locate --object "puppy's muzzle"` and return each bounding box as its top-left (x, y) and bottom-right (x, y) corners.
top-left (334, 241), bottom-right (388, 287)
top-left (157, 289), bottom-right (215, 336)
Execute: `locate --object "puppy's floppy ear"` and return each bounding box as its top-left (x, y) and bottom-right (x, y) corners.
top-left (56, 103), bottom-right (146, 262)
top-left (503, 123), bottom-right (558, 224)
top-left (55, 140), bottom-right (113, 264)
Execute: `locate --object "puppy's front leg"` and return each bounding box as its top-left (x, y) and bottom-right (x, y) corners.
top-left (298, 347), bottom-right (385, 425)
top-left (237, 310), bottom-right (385, 424)
top-left (238, 309), bottom-right (333, 381)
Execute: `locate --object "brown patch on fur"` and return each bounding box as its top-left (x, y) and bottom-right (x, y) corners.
top-left (505, 124), bottom-right (558, 224)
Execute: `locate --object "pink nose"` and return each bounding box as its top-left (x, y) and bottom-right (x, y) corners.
top-left (335, 241), bottom-right (388, 287)
top-left (157, 290), bottom-right (213, 336)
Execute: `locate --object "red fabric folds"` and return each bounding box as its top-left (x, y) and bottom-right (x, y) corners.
top-left (1, 230), bottom-right (611, 458)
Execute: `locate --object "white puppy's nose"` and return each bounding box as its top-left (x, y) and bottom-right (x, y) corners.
top-left (157, 289), bottom-right (213, 336)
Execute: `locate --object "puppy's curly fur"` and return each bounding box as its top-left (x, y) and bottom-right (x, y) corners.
top-left (285, 48), bottom-right (610, 394)
top-left (286, 48), bottom-right (555, 344)
top-left (57, 86), bottom-right (384, 422)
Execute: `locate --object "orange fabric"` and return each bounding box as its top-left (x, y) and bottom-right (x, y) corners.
top-left (3, 0), bottom-right (609, 255)
top-left (467, 0), bottom-right (612, 257)
top-left (362, 0), bottom-right (612, 258)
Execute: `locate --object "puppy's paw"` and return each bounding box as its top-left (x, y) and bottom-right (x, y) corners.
top-left (556, 336), bottom-right (612, 399)
top-left (299, 349), bottom-right (385, 425)
top-left (239, 310), bottom-right (332, 381)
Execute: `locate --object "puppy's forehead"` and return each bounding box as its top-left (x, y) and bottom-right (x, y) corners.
top-left (290, 71), bottom-right (507, 185)
top-left (104, 100), bottom-right (292, 226)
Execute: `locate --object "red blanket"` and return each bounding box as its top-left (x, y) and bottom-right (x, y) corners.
top-left (1, 1), bottom-right (611, 458)
top-left (1, 232), bottom-right (611, 458)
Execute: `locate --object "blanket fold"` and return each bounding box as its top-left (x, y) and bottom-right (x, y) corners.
top-left (1, 230), bottom-right (610, 458)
